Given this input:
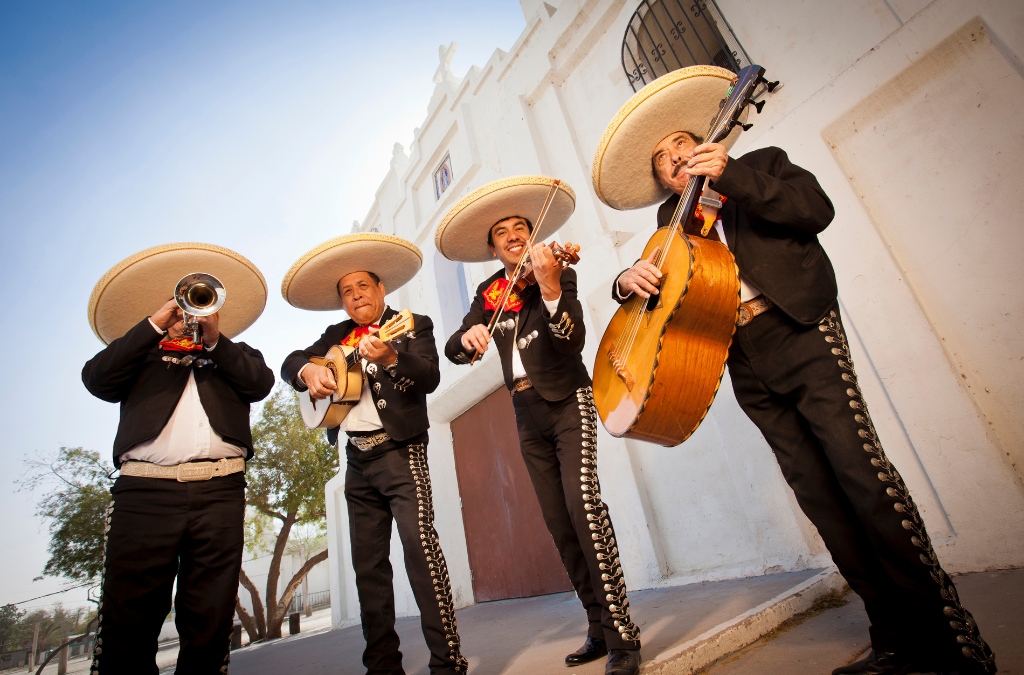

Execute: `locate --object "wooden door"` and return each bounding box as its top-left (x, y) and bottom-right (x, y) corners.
top-left (451, 387), bottom-right (573, 602)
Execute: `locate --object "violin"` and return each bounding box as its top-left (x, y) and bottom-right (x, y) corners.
top-left (506, 241), bottom-right (581, 293)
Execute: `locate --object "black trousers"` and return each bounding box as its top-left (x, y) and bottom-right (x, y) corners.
top-left (344, 441), bottom-right (468, 675)
top-left (728, 307), bottom-right (996, 673)
top-left (513, 385), bottom-right (641, 651)
top-left (92, 472), bottom-right (246, 675)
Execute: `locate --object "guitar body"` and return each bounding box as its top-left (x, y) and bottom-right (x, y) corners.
top-left (297, 345), bottom-right (364, 429)
top-left (593, 227), bottom-right (740, 446)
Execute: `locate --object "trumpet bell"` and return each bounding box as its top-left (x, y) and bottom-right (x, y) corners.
top-left (175, 272), bottom-right (226, 316)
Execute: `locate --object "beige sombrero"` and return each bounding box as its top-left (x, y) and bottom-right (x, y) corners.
top-left (281, 233), bottom-right (422, 311)
top-left (592, 65), bottom-right (747, 211)
top-left (88, 242), bottom-right (267, 344)
top-left (435, 176), bottom-right (576, 263)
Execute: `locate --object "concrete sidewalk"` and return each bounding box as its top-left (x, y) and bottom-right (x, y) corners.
top-left (221, 567), bottom-right (1021, 675)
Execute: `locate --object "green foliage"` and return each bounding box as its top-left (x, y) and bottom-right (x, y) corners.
top-left (247, 386), bottom-right (338, 524)
top-left (0, 604), bottom-right (25, 651)
top-left (14, 605), bottom-right (94, 652)
top-left (17, 447), bottom-right (114, 583)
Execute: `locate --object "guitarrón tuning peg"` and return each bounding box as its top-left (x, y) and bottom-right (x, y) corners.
top-left (755, 75), bottom-right (781, 93)
top-left (731, 120), bottom-right (754, 132)
top-left (745, 98), bottom-right (766, 114)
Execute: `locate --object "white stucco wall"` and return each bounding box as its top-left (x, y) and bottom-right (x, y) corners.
top-left (324, 0), bottom-right (1024, 625)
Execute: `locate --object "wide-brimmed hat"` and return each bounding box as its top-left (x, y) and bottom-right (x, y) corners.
top-left (435, 176), bottom-right (576, 263)
top-left (281, 233), bottom-right (423, 311)
top-left (88, 242), bottom-right (267, 344)
top-left (592, 65), bottom-right (746, 211)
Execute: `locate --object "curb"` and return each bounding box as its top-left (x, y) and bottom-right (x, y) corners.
top-left (639, 567), bottom-right (845, 674)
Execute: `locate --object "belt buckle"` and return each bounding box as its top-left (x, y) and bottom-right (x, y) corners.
top-left (177, 462), bottom-right (214, 482)
top-left (736, 303), bottom-right (753, 327)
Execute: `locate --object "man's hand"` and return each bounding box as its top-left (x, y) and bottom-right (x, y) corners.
top-left (196, 313), bottom-right (220, 346)
top-left (461, 324), bottom-right (491, 355)
top-left (530, 242), bottom-right (562, 301)
top-left (358, 332), bottom-right (398, 366)
top-left (151, 299), bottom-right (183, 331)
top-left (686, 142), bottom-right (729, 182)
top-left (301, 364), bottom-right (337, 400)
top-left (617, 248), bottom-right (662, 299)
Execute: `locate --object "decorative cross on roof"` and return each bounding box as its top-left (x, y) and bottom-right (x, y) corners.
top-left (433, 42), bottom-right (458, 85)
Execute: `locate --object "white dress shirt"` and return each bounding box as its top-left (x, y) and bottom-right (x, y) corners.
top-left (615, 219), bottom-right (762, 303)
top-left (511, 293), bottom-right (561, 380)
top-left (120, 319), bottom-right (245, 466)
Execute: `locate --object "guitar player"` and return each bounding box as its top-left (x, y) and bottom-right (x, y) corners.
top-left (280, 233), bottom-right (468, 674)
top-left (597, 66), bottom-right (995, 675)
top-left (437, 177), bottom-right (642, 675)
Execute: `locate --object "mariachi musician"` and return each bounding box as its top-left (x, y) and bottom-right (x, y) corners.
top-left (594, 66), bottom-right (996, 675)
top-left (438, 177), bottom-right (642, 675)
top-left (280, 233), bottom-right (468, 675)
top-left (82, 243), bottom-right (274, 674)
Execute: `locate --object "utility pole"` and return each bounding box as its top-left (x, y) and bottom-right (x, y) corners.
top-left (28, 622), bottom-right (39, 672)
top-left (57, 636), bottom-right (69, 675)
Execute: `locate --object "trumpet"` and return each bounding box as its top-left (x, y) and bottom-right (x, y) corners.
top-left (174, 273), bottom-right (226, 344)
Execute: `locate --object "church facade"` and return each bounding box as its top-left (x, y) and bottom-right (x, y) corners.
top-left (323, 0), bottom-right (1024, 624)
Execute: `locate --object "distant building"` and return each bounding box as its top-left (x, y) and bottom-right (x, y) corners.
top-left (324, 0), bottom-right (1024, 626)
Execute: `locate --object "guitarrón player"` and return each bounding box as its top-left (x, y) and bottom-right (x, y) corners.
top-left (595, 66), bottom-right (995, 675)
top-left (280, 233), bottom-right (468, 675)
top-left (437, 177), bottom-right (642, 675)
top-left (82, 243), bottom-right (274, 674)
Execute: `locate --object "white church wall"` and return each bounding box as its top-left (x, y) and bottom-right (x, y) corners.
top-left (324, 0), bottom-right (1024, 626)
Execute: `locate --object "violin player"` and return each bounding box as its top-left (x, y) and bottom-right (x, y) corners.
top-left (81, 243), bottom-right (274, 674)
top-left (438, 177), bottom-right (642, 675)
top-left (595, 66), bottom-right (995, 675)
top-left (280, 233), bottom-right (468, 675)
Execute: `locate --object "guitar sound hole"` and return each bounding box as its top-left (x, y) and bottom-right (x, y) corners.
top-left (645, 293), bottom-right (659, 312)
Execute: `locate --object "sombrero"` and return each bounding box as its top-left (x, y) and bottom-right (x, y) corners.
top-left (88, 242), bottom-right (267, 344)
top-left (435, 176), bottom-right (576, 263)
top-left (281, 233), bottom-right (422, 311)
top-left (592, 65), bottom-right (746, 211)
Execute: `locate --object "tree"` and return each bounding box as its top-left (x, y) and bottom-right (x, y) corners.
top-left (0, 604), bottom-right (25, 652)
top-left (17, 604), bottom-right (92, 653)
top-left (17, 447), bottom-right (114, 584)
top-left (236, 385), bottom-right (338, 641)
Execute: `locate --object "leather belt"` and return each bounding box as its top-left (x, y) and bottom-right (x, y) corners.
top-left (120, 457), bottom-right (245, 482)
top-left (513, 377), bottom-right (533, 392)
top-left (349, 431), bottom-right (391, 451)
top-left (736, 296), bottom-right (774, 327)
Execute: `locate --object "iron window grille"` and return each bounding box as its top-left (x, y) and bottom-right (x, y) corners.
top-left (622, 0), bottom-right (754, 92)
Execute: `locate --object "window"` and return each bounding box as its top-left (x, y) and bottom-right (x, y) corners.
top-left (434, 153), bottom-right (454, 201)
top-left (621, 0), bottom-right (754, 92)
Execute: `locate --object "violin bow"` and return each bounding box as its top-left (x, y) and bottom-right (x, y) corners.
top-left (470, 179), bottom-right (561, 365)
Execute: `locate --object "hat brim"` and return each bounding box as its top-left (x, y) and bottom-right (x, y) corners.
top-left (435, 176), bottom-right (576, 263)
top-left (89, 243), bottom-right (267, 344)
top-left (282, 233), bottom-right (423, 311)
top-left (592, 66), bottom-right (745, 211)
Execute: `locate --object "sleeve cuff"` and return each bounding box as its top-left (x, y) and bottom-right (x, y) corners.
top-left (148, 317), bottom-right (166, 336)
top-left (542, 293), bottom-right (562, 316)
top-left (614, 272), bottom-right (633, 301)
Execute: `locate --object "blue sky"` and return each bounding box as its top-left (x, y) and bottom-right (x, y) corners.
top-left (0, 0), bottom-right (526, 612)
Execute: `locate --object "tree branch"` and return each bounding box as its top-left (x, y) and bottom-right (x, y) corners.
top-left (238, 567), bottom-right (266, 639)
top-left (264, 510), bottom-right (297, 639)
top-left (234, 595), bottom-right (259, 645)
top-left (270, 548), bottom-right (329, 632)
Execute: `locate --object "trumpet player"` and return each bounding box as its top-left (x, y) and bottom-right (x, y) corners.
top-left (82, 243), bottom-right (274, 674)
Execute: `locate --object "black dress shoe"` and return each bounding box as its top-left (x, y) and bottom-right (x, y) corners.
top-left (832, 650), bottom-right (924, 675)
top-left (565, 637), bottom-right (607, 666)
top-left (605, 649), bottom-right (640, 675)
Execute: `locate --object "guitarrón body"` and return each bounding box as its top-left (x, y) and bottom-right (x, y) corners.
top-left (593, 227), bottom-right (740, 446)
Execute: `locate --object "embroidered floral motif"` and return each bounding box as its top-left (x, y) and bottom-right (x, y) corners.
top-left (483, 278), bottom-right (524, 313)
top-left (160, 336), bottom-right (204, 352)
top-left (408, 445), bottom-right (468, 672)
top-left (339, 324), bottom-right (380, 348)
top-left (577, 387), bottom-right (640, 644)
top-left (819, 310), bottom-right (996, 673)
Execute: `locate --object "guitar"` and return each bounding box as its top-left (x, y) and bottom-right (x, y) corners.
top-left (297, 309), bottom-right (414, 429)
top-left (593, 65), bottom-right (767, 446)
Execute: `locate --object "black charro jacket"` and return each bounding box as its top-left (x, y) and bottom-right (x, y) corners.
top-left (445, 267), bottom-right (590, 401)
top-left (281, 307), bottom-right (440, 447)
top-left (613, 147), bottom-right (837, 326)
top-left (82, 318), bottom-right (276, 467)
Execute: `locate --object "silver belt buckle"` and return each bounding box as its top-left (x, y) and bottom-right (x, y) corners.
top-left (177, 462), bottom-right (215, 482)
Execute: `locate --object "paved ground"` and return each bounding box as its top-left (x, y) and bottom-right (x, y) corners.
top-left (700, 568), bottom-right (1023, 675)
top-left (227, 569), bottom-right (825, 674)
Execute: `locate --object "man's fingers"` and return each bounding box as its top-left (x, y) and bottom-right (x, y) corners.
top-left (644, 247), bottom-right (661, 266)
top-left (628, 281), bottom-right (651, 299)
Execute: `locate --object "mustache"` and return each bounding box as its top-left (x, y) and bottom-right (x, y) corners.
top-left (672, 161), bottom-right (687, 178)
